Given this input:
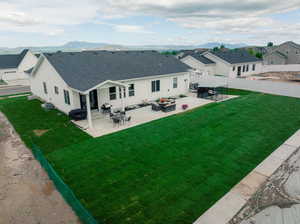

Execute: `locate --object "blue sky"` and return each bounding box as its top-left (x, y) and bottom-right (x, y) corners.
top-left (0, 0), bottom-right (300, 47)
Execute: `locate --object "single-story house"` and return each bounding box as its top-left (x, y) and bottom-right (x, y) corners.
top-left (29, 50), bottom-right (191, 128)
top-left (263, 41), bottom-right (300, 65)
top-left (181, 50), bottom-right (263, 79)
top-left (0, 49), bottom-right (38, 81)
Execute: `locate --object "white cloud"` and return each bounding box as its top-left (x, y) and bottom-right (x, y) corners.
top-left (96, 0), bottom-right (300, 44)
top-left (0, 0), bottom-right (98, 35)
top-left (0, 0), bottom-right (300, 44)
top-left (113, 24), bottom-right (154, 33)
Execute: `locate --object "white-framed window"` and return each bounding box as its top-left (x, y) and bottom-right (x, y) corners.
top-left (232, 66), bottom-right (236, 71)
top-left (63, 90), bottom-right (70, 105)
top-left (43, 82), bottom-right (47, 94)
top-left (173, 77), bottom-right (178, 88)
top-left (109, 87), bottom-right (117, 100)
top-left (242, 65), bottom-right (245, 72)
top-left (128, 84), bottom-right (135, 97)
top-left (151, 80), bottom-right (160, 92)
top-left (252, 64), bottom-right (256, 71)
top-left (246, 65), bottom-right (249, 72)
top-left (54, 86), bottom-right (59, 95)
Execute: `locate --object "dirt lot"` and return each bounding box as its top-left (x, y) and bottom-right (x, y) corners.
top-left (253, 72), bottom-right (300, 84)
top-left (0, 112), bottom-right (80, 224)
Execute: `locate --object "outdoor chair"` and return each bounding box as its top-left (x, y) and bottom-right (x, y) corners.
top-left (151, 103), bottom-right (161, 111)
top-left (112, 117), bottom-right (121, 127)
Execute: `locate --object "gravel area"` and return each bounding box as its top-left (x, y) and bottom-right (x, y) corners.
top-left (254, 72), bottom-right (300, 84)
top-left (229, 148), bottom-right (300, 224)
top-left (0, 112), bottom-right (80, 224)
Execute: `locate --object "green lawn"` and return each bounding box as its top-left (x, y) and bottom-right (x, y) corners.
top-left (0, 97), bottom-right (91, 154)
top-left (1, 91), bottom-right (300, 224)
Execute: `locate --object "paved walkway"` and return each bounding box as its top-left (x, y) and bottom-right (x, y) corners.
top-left (193, 130), bottom-right (300, 224)
top-left (199, 76), bottom-right (300, 98)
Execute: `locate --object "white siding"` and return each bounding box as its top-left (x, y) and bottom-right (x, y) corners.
top-left (0, 68), bottom-right (18, 81)
top-left (204, 52), bottom-right (263, 78)
top-left (181, 56), bottom-right (215, 76)
top-left (1, 51), bottom-right (38, 81)
top-left (98, 73), bottom-right (190, 108)
top-left (30, 57), bottom-right (76, 114)
top-left (228, 62), bottom-right (263, 78)
top-left (17, 51), bottom-right (38, 80)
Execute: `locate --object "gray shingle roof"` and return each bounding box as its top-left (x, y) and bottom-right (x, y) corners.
top-left (189, 54), bottom-right (215, 64)
top-left (43, 51), bottom-right (191, 92)
top-left (0, 49), bottom-right (28, 69)
top-left (209, 50), bottom-right (262, 64)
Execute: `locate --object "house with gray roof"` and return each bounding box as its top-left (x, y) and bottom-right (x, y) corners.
top-left (0, 49), bottom-right (38, 82)
top-left (180, 49), bottom-right (263, 79)
top-left (29, 50), bottom-right (192, 128)
top-left (263, 41), bottom-right (300, 65)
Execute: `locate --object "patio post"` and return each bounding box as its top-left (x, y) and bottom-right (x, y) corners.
top-left (121, 87), bottom-right (126, 111)
top-left (85, 93), bottom-right (93, 129)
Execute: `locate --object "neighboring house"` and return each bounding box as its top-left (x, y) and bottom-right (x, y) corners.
top-left (181, 50), bottom-right (263, 79)
top-left (180, 53), bottom-right (216, 83)
top-left (263, 41), bottom-right (300, 65)
top-left (0, 49), bottom-right (38, 81)
top-left (176, 49), bottom-right (208, 59)
top-left (29, 50), bottom-right (191, 127)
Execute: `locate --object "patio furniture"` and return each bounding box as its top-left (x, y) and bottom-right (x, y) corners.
top-left (69, 109), bottom-right (87, 121)
top-left (112, 117), bottom-right (121, 127)
top-left (101, 103), bottom-right (111, 114)
top-left (161, 103), bottom-right (176, 112)
top-left (151, 103), bottom-right (161, 111)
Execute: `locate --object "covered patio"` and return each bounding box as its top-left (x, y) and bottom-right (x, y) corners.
top-left (72, 93), bottom-right (237, 137)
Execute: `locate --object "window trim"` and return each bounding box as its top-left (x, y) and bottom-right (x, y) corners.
top-left (151, 80), bottom-right (160, 92)
top-left (246, 64), bottom-right (249, 72)
top-left (54, 86), bottom-right (59, 95)
top-left (63, 90), bottom-right (70, 105)
top-left (173, 77), bottom-right (178, 89)
top-left (128, 84), bottom-right (135, 97)
top-left (109, 86), bottom-right (117, 100)
top-left (252, 64), bottom-right (256, 71)
top-left (43, 82), bottom-right (48, 94)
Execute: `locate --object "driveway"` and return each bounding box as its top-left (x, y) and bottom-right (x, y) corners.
top-left (0, 112), bottom-right (79, 224)
top-left (0, 85), bottom-right (30, 96)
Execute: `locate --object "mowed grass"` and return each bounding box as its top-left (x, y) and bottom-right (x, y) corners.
top-left (41, 92), bottom-right (300, 224)
top-left (0, 97), bottom-right (91, 154)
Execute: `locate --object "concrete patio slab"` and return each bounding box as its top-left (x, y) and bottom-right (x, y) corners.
top-left (74, 94), bottom-right (237, 138)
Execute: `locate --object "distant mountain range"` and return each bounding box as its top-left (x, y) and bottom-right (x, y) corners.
top-left (0, 41), bottom-right (248, 54)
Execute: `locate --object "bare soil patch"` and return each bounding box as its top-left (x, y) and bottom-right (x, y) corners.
top-left (0, 112), bottom-right (80, 224)
top-left (33, 129), bottom-right (49, 136)
top-left (255, 71), bottom-right (300, 84)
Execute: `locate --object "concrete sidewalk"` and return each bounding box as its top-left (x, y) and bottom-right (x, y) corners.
top-left (193, 130), bottom-right (300, 224)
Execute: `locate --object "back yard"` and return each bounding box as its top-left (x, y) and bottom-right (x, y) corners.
top-left (1, 90), bottom-right (300, 224)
